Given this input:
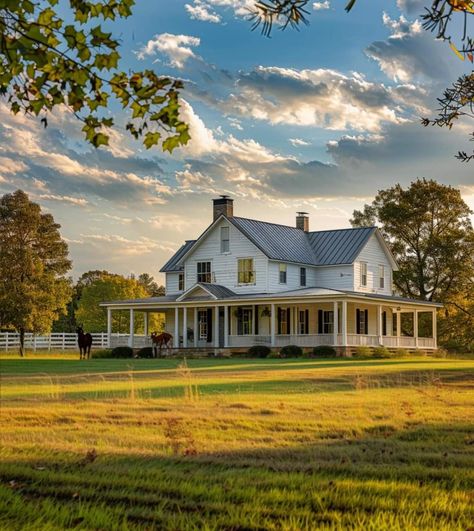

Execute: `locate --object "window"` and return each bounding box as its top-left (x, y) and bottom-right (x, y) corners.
top-left (379, 264), bottom-right (385, 289)
top-left (220, 226), bottom-right (230, 253)
top-left (323, 311), bottom-right (334, 334)
top-left (197, 262), bottom-right (212, 283)
top-left (238, 258), bottom-right (255, 284)
top-left (298, 310), bottom-right (309, 334)
top-left (300, 267), bottom-right (306, 287)
top-left (356, 309), bottom-right (369, 335)
top-left (279, 263), bottom-right (287, 284)
top-left (178, 272), bottom-right (184, 291)
top-left (237, 308), bottom-right (252, 335)
top-left (360, 262), bottom-right (368, 287)
top-left (198, 310), bottom-right (208, 340)
top-left (278, 307), bottom-right (289, 335)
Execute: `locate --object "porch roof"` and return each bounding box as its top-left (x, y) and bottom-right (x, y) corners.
top-left (100, 285), bottom-right (442, 308)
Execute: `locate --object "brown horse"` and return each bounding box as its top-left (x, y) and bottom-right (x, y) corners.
top-left (151, 332), bottom-right (173, 357)
top-left (76, 326), bottom-right (93, 359)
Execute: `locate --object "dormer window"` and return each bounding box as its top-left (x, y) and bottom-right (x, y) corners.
top-left (279, 263), bottom-right (287, 284)
top-left (220, 226), bottom-right (230, 253)
top-left (178, 272), bottom-right (184, 291)
top-left (197, 261), bottom-right (212, 283)
top-left (360, 262), bottom-right (367, 287)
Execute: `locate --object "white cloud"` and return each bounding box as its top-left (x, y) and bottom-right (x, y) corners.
top-left (313, 1), bottom-right (330, 10)
top-left (185, 1), bottom-right (222, 23)
top-left (289, 138), bottom-right (311, 147)
top-left (39, 194), bottom-right (89, 206)
top-left (136, 33), bottom-right (201, 68)
top-left (0, 157), bottom-right (28, 174)
top-left (227, 117), bottom-right (243, 130)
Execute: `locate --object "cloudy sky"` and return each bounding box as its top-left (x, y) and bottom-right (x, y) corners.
top-left (1, 0), bottom-right (473, 281)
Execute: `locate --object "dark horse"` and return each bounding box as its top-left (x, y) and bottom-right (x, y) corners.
top-left (76, 326), bottom-right (93, 359)
top-left (151, 332), bottom-right (173, 357)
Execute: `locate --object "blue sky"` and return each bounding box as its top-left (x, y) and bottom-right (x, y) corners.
top-left (0, 0), bottom-right (473, 281)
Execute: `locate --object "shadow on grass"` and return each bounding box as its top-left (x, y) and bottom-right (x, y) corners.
top-left (0, 422), bottom-right (473, 530)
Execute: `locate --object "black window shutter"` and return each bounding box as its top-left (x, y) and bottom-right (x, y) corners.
top-left (356, 309), bottom-right (360, 334)
top-left (305, 309), bottom-right (309, 334)
top-left (364, 309), bottom-right (369, 335)
top-left (382, 311), bottom-right (387, 336)
top-left (277, 308), bottom-right (282, 335)
top-left (254, 307), bottom-right (259, 335)
top-left (318, 309), bottom-right (323, 334)
top-left (207, 308), bottom-right (213, 342)
top-left (286, 308), bottom-right (291, 335)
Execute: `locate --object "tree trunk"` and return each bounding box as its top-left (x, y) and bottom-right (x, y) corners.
top-left (19, 327), bottom-right (25, 357)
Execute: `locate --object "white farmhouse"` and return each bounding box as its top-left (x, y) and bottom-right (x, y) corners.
top-left (101, 196), bottom-right (441, 354)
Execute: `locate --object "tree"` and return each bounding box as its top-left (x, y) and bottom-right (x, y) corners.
top-left (136, 273), bottom-right (165, 297)
top-left (0, 0), bottom-right (190, 152)
top-left (249, 1), bottom-right (474, 160)
top-left (0, 190), bottom-right (72, 355)
top-left (75, 273), bottom-right (164, 333)
top-left (351, 179), bottom-right (474, 302)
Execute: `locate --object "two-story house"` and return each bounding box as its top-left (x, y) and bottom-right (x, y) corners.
top-left (101, 196), bottom-right (441, 353)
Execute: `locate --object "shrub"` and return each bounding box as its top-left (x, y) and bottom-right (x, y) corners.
top-left (396, 348), bottom-right (410, 357)
top-left (137, 346), bottom-right (154, 358)
top-left (312, 345), bottom-right (337, 358)
top-left (280, 345), bottom-right (303, 358)
top-left (373, 346), bottom-right (391, 358)
top-left (354, 346), bottom-right (372, 358)
top-left (247, 345), bottom-right (271, 358)
top-left (91, 349), bottom-right (113, 359)
top-left (110, 346), bottom-right (134, 358)
top-left (268, 351), bottom-right (281, 359)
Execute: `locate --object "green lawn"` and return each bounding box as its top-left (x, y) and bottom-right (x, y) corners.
top-left (1, 356), bottom-right (473, 530)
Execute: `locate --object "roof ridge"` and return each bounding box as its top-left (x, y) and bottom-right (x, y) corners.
top-left (232, 216), bottom-right (304, 231)
top-left (308, 226), bottom-right (377, 235)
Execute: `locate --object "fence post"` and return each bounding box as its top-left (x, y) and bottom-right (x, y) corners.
top-left (5, 332), bottom-right (8, 352)
top-left (33, 335), bottom-right (37, 352)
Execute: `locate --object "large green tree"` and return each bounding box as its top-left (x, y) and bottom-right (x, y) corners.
top-left (0, 190), bottom-right (72, 355)
top-left (351, 179), bottom-right (474, 350)
top-left (0, 0), bottom-right (189, 151)
top-left (75, 272), bottom-right (163, 333)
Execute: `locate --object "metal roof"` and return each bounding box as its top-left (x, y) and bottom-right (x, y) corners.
top-left (229, 217), bottom-right (317, 265)
top-left (198, 283), bottom-right (237, 299)
top-left (308, 227), bottom-right (376, 265)
top-left (160, 240), bottom-right (195, 272)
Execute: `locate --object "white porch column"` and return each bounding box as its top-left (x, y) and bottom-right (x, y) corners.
top-left (174, 307), bottom-right (179, 348)
top-left (433, 309), bottom-right (437, 349)
top-left (270, 303), bottom-right (275, 347)
top-left (182, 307), bottom-right (188, 348)
top-left (224, 305), bottom-right (229, 348)
top-left (193, 308), bottom-right (198, 347)
top-left (107, 307), bottom-right (112, 347)
top-left (129, 308), bottom-right (134, 348)
top-left (341, 300), bottom-right (347, 347)
top-left (333, 301), bottom-right (338, 346)
top-left (252, 305), bottom-right (256, 336)
top-left (414, 310), bottom-right (419, 349)
top-left (214, 306), bottom-right (219, 348)
top-left (396, 310), bottom-right (401, 347)
top-left (377, 305), bottom-right (383, 345)
top-left (144, 311), bottom-right (148, 338)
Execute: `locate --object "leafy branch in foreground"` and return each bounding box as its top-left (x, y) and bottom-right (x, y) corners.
top-left (422, 72), bottom-right (474, 161)
top-left (0, 0), bottom-right (190, 151)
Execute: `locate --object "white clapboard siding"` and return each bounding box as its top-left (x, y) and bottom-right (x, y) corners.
top-left (314, 265), bottom-right (354, 291)
top-left (166, 272), bottom-right (182, 295)
top-left (267, 262), bottom-right (319, 293)
top-left (183, 218), bottom-right (269, 294)
top-left (353, 233), bottom-right (393, 295)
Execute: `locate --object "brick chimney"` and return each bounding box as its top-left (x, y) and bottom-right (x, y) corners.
top-left (213, 195), bottom-right (234, 221)
top-left (296, 212), bottom-right (309, 232)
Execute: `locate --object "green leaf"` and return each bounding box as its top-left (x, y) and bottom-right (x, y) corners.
top-left (92, 133), bottom-right (109, 148)
top-left (144, 131), bottom-right (161, 149)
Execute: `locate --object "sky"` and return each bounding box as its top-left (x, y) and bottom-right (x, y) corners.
top-left (1, 0), bottom-right (473, 282)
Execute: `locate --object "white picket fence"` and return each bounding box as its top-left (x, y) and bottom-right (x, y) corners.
top-left (0, 332), bottom-right (109, 351)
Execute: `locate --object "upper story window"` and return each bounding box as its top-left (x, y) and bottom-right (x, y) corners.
top-left (178, 272), bottom-right (184, 291)
top-left (197, 261), bottom-right (212, 283)
top-left (378, 264), bottom-right (385, 289)
top-left (360, 262), bottom-right (368, 287)
top-left (220, 226), bottom-right (230, 253)
top-left (238, 258), bottom-right (255, 284)
top-left (279, 263), bottom-right (287, 284)
top-left (300, 267), bottom-right (306, 287)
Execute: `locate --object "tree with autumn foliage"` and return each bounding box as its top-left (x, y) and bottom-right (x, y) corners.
top-left (0, 190), bottom-right (72, 356)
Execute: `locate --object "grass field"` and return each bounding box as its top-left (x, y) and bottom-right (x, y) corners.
top-left (1, 355), bottom-right (473, 530)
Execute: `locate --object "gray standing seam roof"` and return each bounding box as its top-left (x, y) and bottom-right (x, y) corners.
top-left (160, 240), bottom-right (195, 272)
top-left (195, 283), bottom-right (237, 299)
top-left (160, 217), bottom-right (378, 271)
